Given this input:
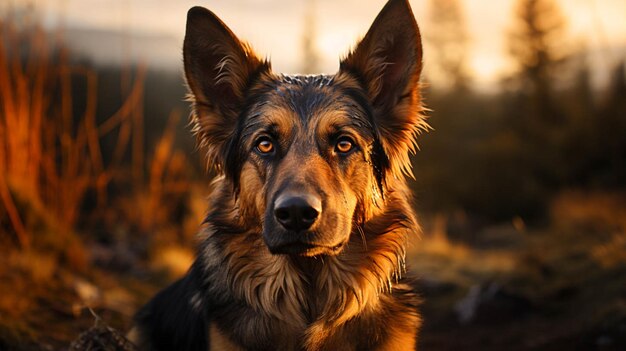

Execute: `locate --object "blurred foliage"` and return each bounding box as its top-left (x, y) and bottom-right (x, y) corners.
top-left (0, 12), bottom-right (201, 348)
top-left (426, 0), bottom-right (471, 91)
top-left (413, 0), bottom-right (626, 221)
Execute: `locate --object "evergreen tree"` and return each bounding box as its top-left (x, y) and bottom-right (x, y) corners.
top-left (426, 0), bottom-right (470, 92)
top-left (301, 0), bottom-right (320, 74)
top-left (508, 0), bottom-right (568, 128)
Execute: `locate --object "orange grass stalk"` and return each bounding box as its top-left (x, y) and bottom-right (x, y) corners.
top-left (0, 17), bottom-right (145, 249)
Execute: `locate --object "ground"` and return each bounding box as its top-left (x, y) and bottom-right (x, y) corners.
top-left (412, 210), bottom-right (626, 350)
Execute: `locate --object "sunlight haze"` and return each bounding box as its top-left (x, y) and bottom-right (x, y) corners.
top-left (7, 0), bottom-right (626, 91)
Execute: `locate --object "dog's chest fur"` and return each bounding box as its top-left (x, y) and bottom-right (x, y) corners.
top-left (208, 293), bottom-right (419, 351)
top-left (199, 220), bottom-right (420, 351)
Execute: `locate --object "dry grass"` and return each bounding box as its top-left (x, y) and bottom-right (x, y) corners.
top-left (150, 246), bottom-right (195, 277)
top-left (409, 214), bottom-right (518, 285)
top-left (592, 232), bottom-right (626, 268)
top-left (0, 14), bottom-right (200, 349)
top-left (550, 190), bottom-right (626, 269)
top-left (0, 18), bottom-right (146, 261)
top-left (117, 110), bottom-right (192, 235)
top-left (550, 190), bottom-right (626, 231)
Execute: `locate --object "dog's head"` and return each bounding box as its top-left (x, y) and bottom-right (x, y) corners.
top-left (184, 0), bottom-right (425, 257)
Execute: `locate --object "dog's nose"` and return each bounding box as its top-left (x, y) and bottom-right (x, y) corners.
top-left (274, 194), bottom-right (321, 232)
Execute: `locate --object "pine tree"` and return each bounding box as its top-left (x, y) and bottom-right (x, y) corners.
top-left (426, 0), bottom-right (470, 92)
top-left (301, 0), bottom-right (320, 74)
top-left (508, 0), bottom-right (568, 127)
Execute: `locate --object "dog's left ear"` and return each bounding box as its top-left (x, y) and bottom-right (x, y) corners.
top-left (184, 7), bottom-right (271, 170)
top-left (340, 0), bottom-right (426, 179)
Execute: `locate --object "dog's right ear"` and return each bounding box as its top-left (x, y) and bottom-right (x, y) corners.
top-left (339, 0), bottom-right (425, 182)
top-left (184, 7), bottom-right (270, 169)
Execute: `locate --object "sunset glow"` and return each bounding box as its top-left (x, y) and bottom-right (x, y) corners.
top-left (5, 0), bottom-right (625, 90)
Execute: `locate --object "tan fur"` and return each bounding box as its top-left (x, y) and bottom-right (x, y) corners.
top-left (209, 322), bottom-right (243, 351)
top-left (126, 327), bottom-right (141, 346)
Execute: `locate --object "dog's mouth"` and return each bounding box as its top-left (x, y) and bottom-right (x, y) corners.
top-left (262, 204), bottom-right (353, 257)
top-left (268, 241), bottom-right (346, 257)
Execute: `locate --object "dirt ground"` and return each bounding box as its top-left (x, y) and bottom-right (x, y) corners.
top-left (412, 208), bottom-right (626, 350)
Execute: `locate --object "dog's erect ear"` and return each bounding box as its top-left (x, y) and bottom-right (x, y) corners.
top-left (340, 0), bottom-right (426, 179)
top-left (184, 7), bottom-right (270, 169)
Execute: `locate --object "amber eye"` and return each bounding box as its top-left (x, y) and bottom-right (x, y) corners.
top-left (256, 138), bottom-right (274, 154)
top-left (335, 137), bottom-right (354, 154)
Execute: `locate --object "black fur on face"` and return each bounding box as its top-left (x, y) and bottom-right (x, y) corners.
top-left (220, 74), bottom-right (391, 256)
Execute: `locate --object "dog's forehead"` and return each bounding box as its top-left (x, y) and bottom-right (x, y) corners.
top-left (251, 73), bottom-right (360, 124)
top-left (241, 72), bottom-right (374, 142)
top-left (280, 74), bottom-right (335, 86)
top-left (272, 74), bottom-right (338, 111)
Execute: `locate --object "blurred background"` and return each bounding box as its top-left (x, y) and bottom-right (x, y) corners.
top-left (0, 0), bottom-right (625, 349)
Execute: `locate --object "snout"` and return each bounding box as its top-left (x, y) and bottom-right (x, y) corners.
top-left (263, 186), bottom-right (352, 257)
top-left (274, 193), bottom-right (322, 232)
top-left (264, 191), bottom-right (345, 256)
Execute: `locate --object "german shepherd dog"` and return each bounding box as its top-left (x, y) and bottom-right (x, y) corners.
top-left (131, 0), bottom-right (426, 349)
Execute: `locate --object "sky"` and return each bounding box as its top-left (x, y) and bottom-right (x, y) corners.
top-left (5, 0), bottom-right (626, 91)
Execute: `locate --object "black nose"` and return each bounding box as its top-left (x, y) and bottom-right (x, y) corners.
top-left (274, 194), bottom-right (322, 232)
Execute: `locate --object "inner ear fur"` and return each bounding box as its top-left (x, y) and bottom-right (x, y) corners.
top-left (183, 6), bottom-right (271, 171)
top-left (340, 0), bottom-right (427, 180)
